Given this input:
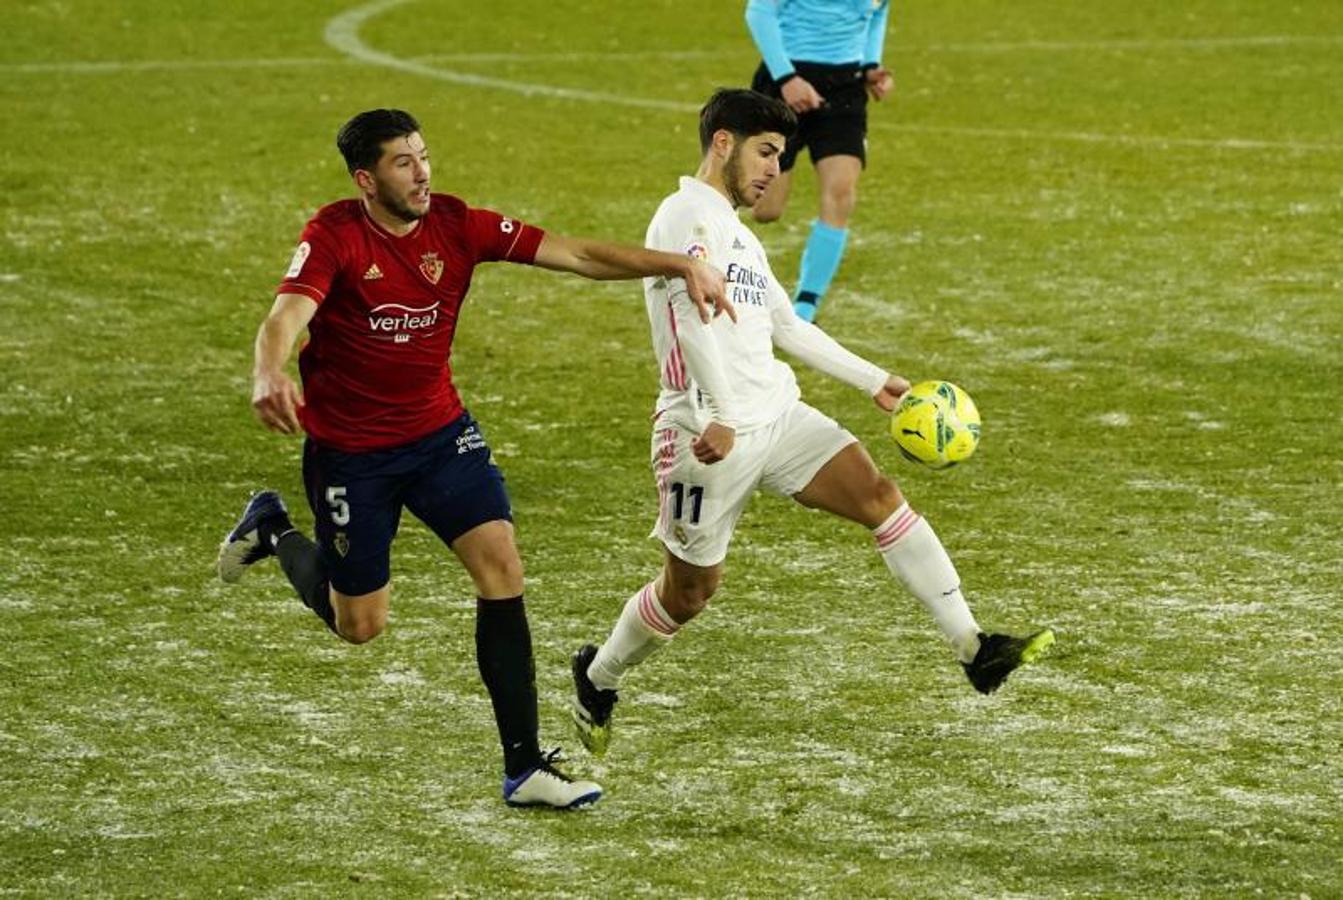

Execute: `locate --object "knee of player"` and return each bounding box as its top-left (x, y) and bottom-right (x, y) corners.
top-left (871, 476), bottom-right (905, 519)
top-left (338, 621), bottom-right (384, 645)
top-left (337, 612), bottom-right (387, 645)
top-left (672, 575), bottom-right (720, 618)
top-left (478, 552), bottom-right (524, 593)
top-left (473, 535), bottom-right (524, 580)
top-left (822, 185), bottom-right (857, 220)
top-left (685, 584), bottom-right (717, 615)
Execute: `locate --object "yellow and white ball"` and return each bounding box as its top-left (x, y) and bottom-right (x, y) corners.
top-left (890, 381), bottom-right (982, 469)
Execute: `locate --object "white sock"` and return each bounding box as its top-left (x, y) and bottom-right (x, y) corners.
top-left (874, 503), bottom-right (982, 663)
top-left (587, 581), bottom-right (678, 690)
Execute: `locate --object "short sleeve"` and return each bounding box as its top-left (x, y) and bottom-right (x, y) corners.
top-left (276, 220), bottom-right (342, 304)
top-left (651, 206), bottom-right (717, 266)
top-left (465, 207), bottom-right (545, 265)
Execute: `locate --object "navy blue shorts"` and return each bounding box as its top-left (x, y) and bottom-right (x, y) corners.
top-left (302, 412), bottom-right (511, 596)
top-left (752, 61), bottom-right (869, 172)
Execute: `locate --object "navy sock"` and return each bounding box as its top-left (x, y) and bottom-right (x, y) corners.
top-left (274, 531), bottom-right (336, 634)
top-left (257, 512), bottom-right (294, 549)
top-left (475, 596), bottom-right (542, 778)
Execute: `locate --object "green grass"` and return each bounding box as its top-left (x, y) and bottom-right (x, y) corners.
top-left (2, 1), bottom-right (1341, 896)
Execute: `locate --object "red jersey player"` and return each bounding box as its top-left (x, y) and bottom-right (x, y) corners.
top-left (215, 108), bottom-right (732, 810)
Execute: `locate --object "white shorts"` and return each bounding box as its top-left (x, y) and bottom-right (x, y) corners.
top-left (649, 401), bottom-right (857, 567)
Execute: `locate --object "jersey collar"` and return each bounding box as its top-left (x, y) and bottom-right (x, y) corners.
top-left (679, 176), bottom-right (736, 215)
top-left (360, 200), bottom-right (424, 240)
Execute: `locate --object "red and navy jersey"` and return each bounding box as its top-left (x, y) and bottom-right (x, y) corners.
top-left (277, 194), bottom-right (544, 452)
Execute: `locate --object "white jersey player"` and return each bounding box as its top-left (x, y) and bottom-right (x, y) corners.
top-left (571, 90), bottom-right (1054, 759)
top-left (643, 172), bottom-right (892, 568)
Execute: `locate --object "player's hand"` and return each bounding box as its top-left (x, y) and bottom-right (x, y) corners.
top-left (865, 67), bottom-right (894, 102)
top-left (685, 258), bottom-right (735, 323)
top-left (781, 75), bottom-right (824, 114)
top-left (252, 370), bottom-right (304, 434)
top-left (692, 421), bottom-right (736, 464)
top-left (873, 375), bottom-right (911, 412)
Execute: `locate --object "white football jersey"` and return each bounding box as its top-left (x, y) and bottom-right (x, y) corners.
top-left (644, 176), bottom-right (887, 434)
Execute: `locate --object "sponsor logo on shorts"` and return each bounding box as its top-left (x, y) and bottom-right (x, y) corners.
top-left (456, 425), bottom-right (487, 455)
top-left (673, 525), bottom-right (689, 546)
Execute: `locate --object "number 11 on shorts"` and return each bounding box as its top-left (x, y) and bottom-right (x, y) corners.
top-left (669, 482), bottom-right (703, 524)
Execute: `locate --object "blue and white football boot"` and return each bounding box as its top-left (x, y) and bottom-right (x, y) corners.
top-left (216, 490), bottom-right (289, 583)
top-left (503, 749), bottom-right (602, 810)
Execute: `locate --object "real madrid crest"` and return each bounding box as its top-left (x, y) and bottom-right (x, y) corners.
top-left (419, 251), bottom-right (444, 284)
top-left (334, 532), bottom-right (350, 558)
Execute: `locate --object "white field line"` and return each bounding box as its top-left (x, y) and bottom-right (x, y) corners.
top-left (6, 1), bottom-right (1342, 155)
top-left (914, 34), bottom-right (1343, 53)
top-left (0, 57), bottom-right (343, 74)
top-left (0, 50), bottom-right (719, 75)
top-left (8, 31), bottom-right (1343, 74)
top-left (323, 0), bottom-right (698, 113)
top-left (323, 0), bottom-right (1343, 153)
top-left (871, 121), bottom-right (1343, 154)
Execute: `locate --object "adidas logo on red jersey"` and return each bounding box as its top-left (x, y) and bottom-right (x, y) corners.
top-left (363, 263), bottom-right (383, 281)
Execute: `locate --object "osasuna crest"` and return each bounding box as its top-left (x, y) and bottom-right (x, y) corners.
top-left (419, 251), bottom-right (444, 284)
top-left (334, 531), bottom-right (350, 558)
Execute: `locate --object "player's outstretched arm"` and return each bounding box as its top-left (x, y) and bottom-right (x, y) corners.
top-left (770, 302), bottom-right (904, 404)
top-left (251, 293), bottom-right (317, 435)
top-left (532, 233), bottom-right (735, 324)
top-left (872, 375), bottom-right (911, 411)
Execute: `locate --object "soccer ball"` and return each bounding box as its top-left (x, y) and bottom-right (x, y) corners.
top-left (890, 381), bottom-right (981, 469)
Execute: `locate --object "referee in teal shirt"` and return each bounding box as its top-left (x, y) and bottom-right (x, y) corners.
top-left (746, 0), bottom-right (893, 323)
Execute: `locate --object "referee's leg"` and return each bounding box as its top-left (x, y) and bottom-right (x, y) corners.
top-left (814, 153), bottom-right (861, 231)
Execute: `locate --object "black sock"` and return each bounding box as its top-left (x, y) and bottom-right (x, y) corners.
top-left (475, 596), bottom-right (542, 778)
top-left (274, 531), bottom-right (336, 634)
top-left (257, 512), bottom-right (294, 549)
top-left (795, 290), bottom-right (819, 307)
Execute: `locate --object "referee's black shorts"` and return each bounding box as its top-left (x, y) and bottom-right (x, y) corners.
top-left (751, 61), bottom-right (869, 172)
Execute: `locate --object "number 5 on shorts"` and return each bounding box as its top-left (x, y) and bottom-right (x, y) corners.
top-left (326, 486), bottom-right (350, 526)
top-left (669, 482), bottom-right (704, 525)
